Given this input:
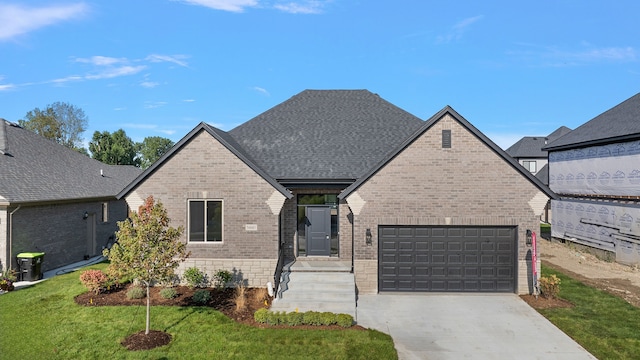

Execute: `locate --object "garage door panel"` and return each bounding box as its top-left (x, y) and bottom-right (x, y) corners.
top-left (379, 226), bottom-right (516, 293)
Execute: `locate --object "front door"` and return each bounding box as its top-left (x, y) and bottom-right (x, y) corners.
top-left (306, 206), bottom-right (331, 256)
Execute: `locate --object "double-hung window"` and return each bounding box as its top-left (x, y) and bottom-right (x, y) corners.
top-left (189, 200), bottom-right (223, 242)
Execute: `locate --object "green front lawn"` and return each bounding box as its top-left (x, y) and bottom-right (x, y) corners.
top-left (538, 265), bottom-right (640, 360)
top-left (0, 263), bottom-right (396, 359)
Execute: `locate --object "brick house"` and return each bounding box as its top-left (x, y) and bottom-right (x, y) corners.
top-left (119, 90), bottom-right (555, 294)
top-left (544, 93), bottom-right (640, 265)
top-left (0, 119), bottom-right (141, 273)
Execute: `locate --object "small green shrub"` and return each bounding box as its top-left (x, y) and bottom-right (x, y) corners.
top-left (319, 312), bottom-right (336, 326)
top-left (79, 269), bottom-right (109, 294)
top-left (213, 269), bottom-right (232, 289)
top-left (253, 309), bottom-right (354, 328)
top-left (160, 287), bottom-right (178, 299)
top-left (539, 274), bottom-right (561, 299)
top-left (287, 311), bottom-right (304, 326)
top-left (192, 289), bottom-right (211, 305)
top-left (126, 286), bottom-right (145, 299)
top-left (183, 267), bottom-right (207, 288)
top-left (266, 311), bottom-right (282, 325)
top-left (336, 314), bottom-right (354, 328)
top-left (303, 311), bottom-right (322, 326)
top-left (254, 308), bottom-right (269, 323)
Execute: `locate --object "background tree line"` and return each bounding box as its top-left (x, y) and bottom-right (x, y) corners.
top-left (19, 101), bottom-right (174, 169)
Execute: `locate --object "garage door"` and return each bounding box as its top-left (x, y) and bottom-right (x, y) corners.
top-left (379, 226), bottom-right (516, 292)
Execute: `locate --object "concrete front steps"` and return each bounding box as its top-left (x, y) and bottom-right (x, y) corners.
top-left (270, 260), bottom-right (356, 318)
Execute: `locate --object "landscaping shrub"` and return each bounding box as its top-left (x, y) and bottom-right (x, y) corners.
top-left (126, 286), bottom-right (145, 299)
top-left (303, 311), bottom-right (323, 326)
top-left (79, 269), bottom-right (108, 294)
top-left (252, 287), bottom-right (269, 304)
top-left (336, 314), bottom-right (354, 328)
top-left (183, 267), bottom-right (207, 288)
top-left (253, 309), bottom-right (354, 328)
top-left (320, 312), bottom-right (336, 326)
top-left (539, 274), bottom-right (561, 299)
top-left (160, 287), bottom-right (178, 299)
top-left (254, 308), bottom-right (269, 323)
top-left (286, 311), bottom-right (304, 326)
top-left (0, 268), bottom-right (17, 292)
top-left (192, 289), bottom-right (211, 305)
top-left (234, 284), bottom-right (246, 312)
top-left (213, 269), bottom-right (232, 289)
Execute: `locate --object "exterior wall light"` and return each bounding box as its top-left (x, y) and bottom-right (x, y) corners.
top-left (526, 229), bottom-right (532, 246)
top-left (366, 228), bottom-right (372, 245)
top-left (83, 211), bottom-right (89, 220)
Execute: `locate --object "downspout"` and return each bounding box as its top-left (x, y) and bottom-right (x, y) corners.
top-left (8, 205), bottom-right (21, 270)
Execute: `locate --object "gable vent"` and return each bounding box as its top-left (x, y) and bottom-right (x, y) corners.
top-left (442, 130), bottom-right (451, 148)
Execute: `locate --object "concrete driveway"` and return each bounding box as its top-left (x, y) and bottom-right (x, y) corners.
top-left (356, 294), bottom-right (596, 360)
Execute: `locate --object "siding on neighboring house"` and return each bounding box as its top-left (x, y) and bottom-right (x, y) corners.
top-left (346, 114), bottom-right (546, 294)
top-left (124, 129), bottom-right (287, 287)
top-left (4, 199), bottom-right (127, 272)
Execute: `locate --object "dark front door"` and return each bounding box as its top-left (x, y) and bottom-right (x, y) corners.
top-left (306, 207), bottom-right (331, 256)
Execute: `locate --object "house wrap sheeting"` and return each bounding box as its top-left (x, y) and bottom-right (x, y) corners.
top-left (551, 199), bottom-right (640, 265)
top-left (549, 139), bottom-right (640, 196)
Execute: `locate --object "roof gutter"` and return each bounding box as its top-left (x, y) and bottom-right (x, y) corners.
top-left (8, 205), bottom-right (21, 271)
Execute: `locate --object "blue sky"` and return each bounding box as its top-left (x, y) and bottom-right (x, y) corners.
top-left (1, 1), bottom-right (639, 150)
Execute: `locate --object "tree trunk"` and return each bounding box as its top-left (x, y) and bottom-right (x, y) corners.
top-left (145, 284), bottom-right (150, 335)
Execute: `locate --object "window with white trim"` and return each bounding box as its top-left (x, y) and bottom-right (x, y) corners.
top-left (188, 200), bottom-right (223, 242)
top-left (523, 160), bottom-right (537, 173)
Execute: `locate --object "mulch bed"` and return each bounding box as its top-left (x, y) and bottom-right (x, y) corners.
top-left (74, 283), bottom-right (363, 351)
top-left (520, 294), bottom-right (574, 310)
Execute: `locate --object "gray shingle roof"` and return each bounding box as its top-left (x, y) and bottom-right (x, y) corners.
top-left (544, 93), bottom-right (640, 150)
top-left (535, 163), bottom-right (549, 186)
top-left (0, 120), bottom-right (142, 204)
top-left (505, 126), bottom-right (571, 158)
top-left (228, 90), bottom-right (425, 180)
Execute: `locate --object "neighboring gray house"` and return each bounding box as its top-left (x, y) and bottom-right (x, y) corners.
top-left (544, 93), bottom-right (640, 265)
top-left (506, 126), bottom-right (572, 175)
top-left (506, 127), bottom-right (571, 222)
top-left (0, 119), bottom-right (141, 273)
top-left (120, 90), bottom-right (555, 295)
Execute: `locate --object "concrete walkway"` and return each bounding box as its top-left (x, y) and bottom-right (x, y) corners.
top-left (356, 294), bottom-right (596, 360)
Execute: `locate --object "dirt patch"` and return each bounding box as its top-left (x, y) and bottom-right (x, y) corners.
top-left (75, 284), bottom-right (363, 350)
top-left (539, 239), bottom-right (640, 308)
top-left (520, 294), bottom-right (574, 310)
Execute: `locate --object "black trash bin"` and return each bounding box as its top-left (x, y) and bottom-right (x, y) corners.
top-left (17, 252), bottom-right (45, 281)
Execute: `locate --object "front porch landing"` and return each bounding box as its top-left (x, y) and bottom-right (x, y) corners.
top-left (271, 260), bottom-right (356, 318)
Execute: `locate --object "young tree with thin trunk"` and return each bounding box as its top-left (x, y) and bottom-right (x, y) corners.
top-left (104, 195), bottom-right (188, 335)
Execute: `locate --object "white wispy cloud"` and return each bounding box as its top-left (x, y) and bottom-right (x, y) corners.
top-left (146, 54), bottom-right (189, 67)
top-left (5, 53), bottom-right (188, 90)
top-left (436, 15), bottom-right (483, 44)
top-left (85, 65), bottom-right (147, 80)
top-left (0, 3), bottom-right (89, 41)
top-left (274, 1), bottom-right (326, 14)
top-left (140, 81), bottom-right (160, 88)
top-left (183, 99), bottom-right (196, 102)
top-left (509, 43), bottom-right (637, 67)
top-left (144, 101), bottom-right (168, 109)
top-left (176, 0), bottom-right (258, 12)
top-left (252, 86), bottom-right (270, 96)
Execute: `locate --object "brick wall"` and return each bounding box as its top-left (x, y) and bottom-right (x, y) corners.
top-left (7, 199), bottom-right (127, 272)
top-left (127, 130), bottom-right (284, 279)
top-left (349, 114), bottom-right (545, 294)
